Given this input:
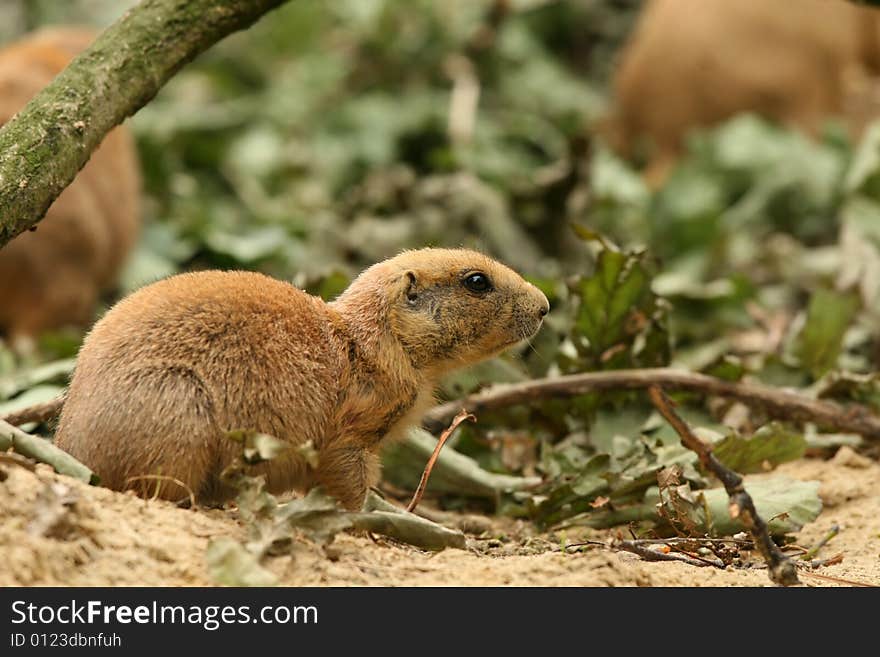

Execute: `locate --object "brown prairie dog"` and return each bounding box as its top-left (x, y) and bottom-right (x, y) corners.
top-left (604, 0), bottom-right (880, 186)
top-left (0, 27), bottom-right (141, 342)
top-left (55, 249), bottom-right (550, 510)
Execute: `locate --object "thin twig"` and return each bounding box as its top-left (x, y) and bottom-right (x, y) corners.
top-left (573, 539), bottom-right (870, 585)
top-left (124, 474), bottom-right (197, 509)
top-left (423, 368), bottom-right (880, 440)
top-left (620, 536), bottom-right (753, 546)
top-left (803, 553), bottom-right (844, 569)
top-left (407, 410), bottom-right (475, 512)
top-left (799, 571), bottom-right (877, 587)
top-left (611, 538), bottom-right (717, 567)
top-left (575, 538), bottom-right (871, 585)
top-left (647, 385), bottom-right (800, 586)
top-left (801, 524), bottom-right (840, 561)
top-left (666, 545), bottom-right (725, 568)
top-left (563, 540), bottom-right (607, 550)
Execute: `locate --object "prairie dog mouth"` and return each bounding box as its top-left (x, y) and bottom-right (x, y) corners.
top-left (516, 315), bottom-right (545, 343)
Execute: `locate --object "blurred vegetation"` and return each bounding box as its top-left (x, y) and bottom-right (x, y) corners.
top-left (3, 0), bottom-right (880, 537)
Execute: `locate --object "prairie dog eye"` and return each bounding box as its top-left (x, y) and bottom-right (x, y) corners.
top-left (462, 272), bottom-right (492, 293)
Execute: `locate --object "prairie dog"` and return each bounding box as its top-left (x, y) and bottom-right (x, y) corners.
top-left (55, 249), bottom-right (550, 509)
top-left (0, 27), bottom-right (141, 341)
top-left (604, 0), bottom-right (880, 185)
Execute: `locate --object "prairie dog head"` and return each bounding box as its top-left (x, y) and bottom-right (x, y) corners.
top-left (333, 248), bottom-right (549, 374)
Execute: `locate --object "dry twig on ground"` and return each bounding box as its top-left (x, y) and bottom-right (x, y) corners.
top-left (647, 385), bottom-right (800, 586)
top-left (407, 410), bottom-right (475, 512)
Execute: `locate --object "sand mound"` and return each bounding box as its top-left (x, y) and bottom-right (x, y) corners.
top-left (1, 454), bottom-right (877, 587)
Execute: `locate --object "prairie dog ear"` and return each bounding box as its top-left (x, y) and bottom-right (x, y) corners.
top-left (404, 271), bottom-right (418, 303)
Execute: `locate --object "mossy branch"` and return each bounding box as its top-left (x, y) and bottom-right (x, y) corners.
top-left (0, 0), bottom-right (292, 248)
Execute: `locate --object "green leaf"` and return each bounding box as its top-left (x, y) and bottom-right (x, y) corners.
top-left (713, 423), bottom-right (806, 474)
top-left (838, 197), bottom-right (880, 310)
top-left (570, 224), bottom-right (618, 251)
top-left (381, 427), bottom-right (540, 502)
top-left (844, 121), bottom-right (880, 196)
top-left (576, 249), bottom-right (651, 356)
top-left (701, 477), bottom-right (822, 536)
top-left (0, 384), bottom-right (64, 419)
top-left (359, 492), bottom-right (467, 550)
top-left (276, 488), bottom-right (467, 551)
top-left (119, 247), bottom-right (178, 294)
top-left (643, 476), bottom-right (822, 537)
top-left (439, 356), bottom-right (529, 399)
top-left (119, 222), bottom-right (197, 293)
top-left (795, 288), bottom-right (860, 378)
top-left (0, 384), bottom-right (64, 433)
top-left (588, 408), bottom-right (652, 454)
top-left (206, 537), bottom-right (277, 587)
top-left (204, 225), bottom-right (290, 263)
top-left (590, 146), bottom-right (649, 208)
top-left (0, 359), bottom-right (76, 400)
top-left (569, 245), bottom-right (671, 371)
top-left (810, 370), bottom-right (880, 410)
top-left (570, 453), bottom-right (612, 496)
top-left (274, 487), bottom-right (357, 545)
top-left (316, 271), bottom-right (351, 301)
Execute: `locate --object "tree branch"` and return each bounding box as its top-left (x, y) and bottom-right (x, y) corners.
top-left (0, 0), bottom-right (292, 248)
top-left (424, 367), bottom-right (880, 440)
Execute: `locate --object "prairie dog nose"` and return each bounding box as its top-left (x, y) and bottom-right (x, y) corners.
top-left (529, 284), bottom-right (550, 319)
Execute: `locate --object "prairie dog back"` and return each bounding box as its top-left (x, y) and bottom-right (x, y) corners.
top-left (604, 0), bottom-right (880, 184)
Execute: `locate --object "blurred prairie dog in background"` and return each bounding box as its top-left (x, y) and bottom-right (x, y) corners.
top-left (603, 0), bottom-right (880, 185)
top-left (0, 26), bottom-right (141, 345)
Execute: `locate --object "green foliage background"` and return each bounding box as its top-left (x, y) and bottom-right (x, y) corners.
top-left (2, 0), bottom-right (878, 534)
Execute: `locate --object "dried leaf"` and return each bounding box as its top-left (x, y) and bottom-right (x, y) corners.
top-left (226, 430), bottom-right (289, 464)
top-left (27, 482), bottom-right (79, 539)
top-left (656, 465), bottom-right (682, 488)
top-left (275, 488), bottom-right (355, 546)
top-left (589, 496), bottom-right (610, 509)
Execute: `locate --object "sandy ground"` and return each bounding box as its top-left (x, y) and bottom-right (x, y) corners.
top-left (1, 449), bottom-right (878, 587)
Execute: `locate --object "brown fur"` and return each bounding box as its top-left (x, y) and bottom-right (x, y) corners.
top-left (0, 27), bottom-right (141, 341)
top-left (55, 249), bottom-right (550, 510)
top-left (604, 0), bottom-right (880, 185)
